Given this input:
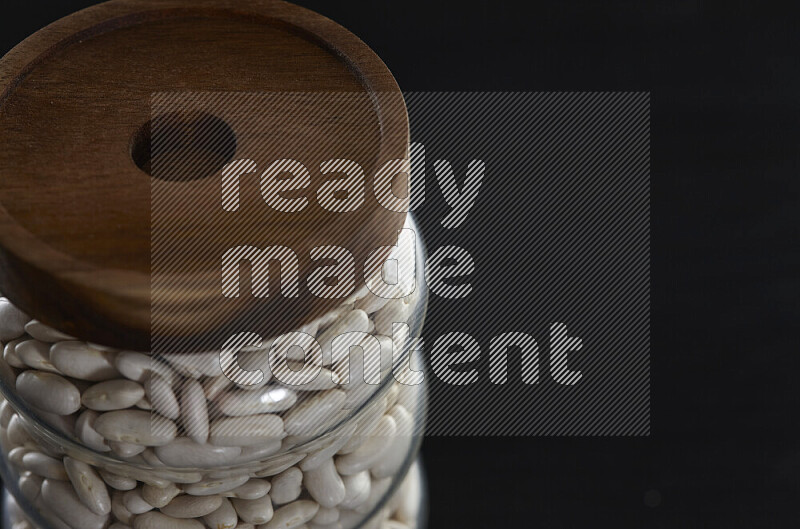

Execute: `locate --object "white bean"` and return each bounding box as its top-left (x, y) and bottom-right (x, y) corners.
top-left (115, 352), bottom-right (153, 383)
top-left (270, 467), bottom-right (303, 505)
top-left (204, 497), bottom-right (238, 529)
top-left (16, 340), bottom-right (59, 373)
top-left (370, 405), bottom-right (413, 479)
top-left (232, 494), bottom-right (274, 524)
top-left (64, 456), bottom-right (111, 515)
top-left (0, 398), bottom-right (13, 427)
top-left (111, 490), bottom-right (135, 525)
top-left (99, 470), bottom-right (137, 491)
top-left (218, 386), bottom-right (297, 416)
top-left (283, 390), bottom-right (346, 437)
top-left (222, 478), bottom-right (270, 500)
top-left (0, 299), bottom-right (28, 341)
top-left (18, 472), bottom-right (43, 502)
top-left (300, 423), bottom-right (358, 472)
top-left (180, 379), bottom-right (209, 443)
top-left (339, 470), bottom-right (371, 510)
top-left (76, 410), bottom-right (111, 452)
top-left (312, 506), bottom-right (340, 525)
top-left (261, 500), bottom-right (319, 529)
top-left (3, 339), bottom-right (27, 368)
top-left (162, 495), bottom-right (223, 518)
top-left (8, 446), bottom-right (30, 467)
top-left (50, 341), bottom-right (119, 381)
top-left (162, 351), bottom-right (223, 378)
top-left (7, 414), bottom-right (34, 446)
top-left (94, 410), bottom-right (177, 446)
top-left (155, 438), bottom-right (241, 468)
top-left (209, 414), bottom-right (284, 447)
top-left (109, 441), bottom-right (147, 458)
top-left (183, 474), bottom-right (249, 496)
top-left (24, 320), bottom-right (74, 342)
top-left (41, 479), bottom-right (110, 529)
top-left (123, 487), bottom-right (155, 514)
top-left (303, 458), bottom-right (345, 508)
top-left (82, 379), bottom-right (145, 411)
top-left (141, 482), bottom-right (181, 508)
top-left (146, 375), bottom-right (180, 420)
top-left (21, 452), bottom-right (67, 480)
top-left (335, 415), bottom-right (396, 475)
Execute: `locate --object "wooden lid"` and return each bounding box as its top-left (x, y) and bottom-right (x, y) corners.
top-left (0, 0), bottom-right (409, 351)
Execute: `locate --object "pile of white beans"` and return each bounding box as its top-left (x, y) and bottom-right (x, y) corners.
top-left (0, 276), bottom-right (426, 529)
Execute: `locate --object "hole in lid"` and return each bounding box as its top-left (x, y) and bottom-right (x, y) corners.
top-left (131, 111), bottom-right (237, 181)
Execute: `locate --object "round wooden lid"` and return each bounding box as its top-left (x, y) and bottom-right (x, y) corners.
top-left (0, 0), bottom-right (409, 351)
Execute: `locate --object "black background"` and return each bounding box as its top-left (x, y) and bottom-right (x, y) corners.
top-left (2, 1), bottom-right (799, 527)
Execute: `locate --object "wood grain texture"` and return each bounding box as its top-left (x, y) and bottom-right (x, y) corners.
top-left (0, 0), bottom-right (409, 350)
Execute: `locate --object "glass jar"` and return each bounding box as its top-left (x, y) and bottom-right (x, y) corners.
top-left (0, 215), bottom-right (428, 529)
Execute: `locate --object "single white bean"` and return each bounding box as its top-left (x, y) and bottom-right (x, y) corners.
top-left (283, 390), bottom-right (346, 437)
top-left (373, 299), bottom-right (411, 336)
top-left (24, 320), bottom-right (74, 342)
top-left (312, 506), bottom-right (340, 525)
top-left (109, 441), bottom-right (147, 458)
top-left (339, 471), bottom-right (371, 510)
top-left (234, 438), bottom-right (283, 463)
top-left (222, 478), bottom-right (270, 500)
top-left (232, 494), bottom-right (274, 524)
top-left (141, 482), bottom-right (181, 508)
top-left (335, 415), bottom-right (396, 475)
top-left (353, 476), bottom-right (391, 515)
top-left (123, 487), bottom-right (155, 514)
top-left (94, 410), bottom-right (177, 446)
top-left (303, 458), bottom-right (345, 508)
top-left (7, 414), bottom-right (35, 446)
top-left (300, 422), bottom-right (358, 472)
top-left (180, 379), bottom-right (209, 443)
top-left (21, 452), bottom-right (68, 480)
top-left (0, 398), bottom-right (14, 427)
top-left (370, 405), bottom-right (414, 479)
top-left (204, 497), bottom-right (238, 529)
top-left (115, 352), bottom-right (152, 383)
top-left (50, 341), bottom-right (119, 381)
top-left (4, 339), bottom-right (27, 368)
top-left (183, 474), bottom-right (249, 496)
top-left (16, 340), bottom-right (59, 373)
top-left (82, 379), bottom-right (145, 411)
top-left (146, 375), bottom-right (180, 420)
top-left (0, 299), bottom-right (28, 341)
top-left (270, 467), bottom-right (303, 505)
top-left (64, 456), bottom-right (111, 515)
top-left (111, 490), bottom-right (135, 525)
top-left (41, 478), bottom-right (110, 529)
top-left (8, 446), bottom-right (30, 467)
top-left (99, 470), bottom-right (137, 491)
top-left (162, 351), bottom-right (223, 378)
top-left (76, 410), bottom-right (111, 452)
top-left (261, 500), bottom-right (319, 529)
top-left (18, 472), bottom-right (43, 502)
top-left (162, 495), bottom-right (223, 518)
top-left (155, 437), bottom-right (241, 467)
top-left (251, 452), bottom-right (305, 479)
top-left (218, 386), bottom-right (297, 416)
top-left (209, 414), bottom-right (284, 447)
